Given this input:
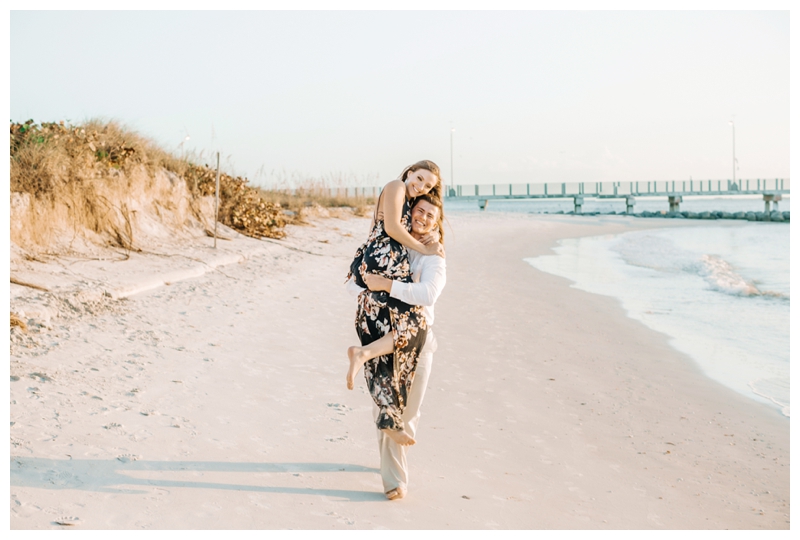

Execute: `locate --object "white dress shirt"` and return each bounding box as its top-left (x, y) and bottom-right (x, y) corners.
top-left (346, 248), bottom-right (447, 326)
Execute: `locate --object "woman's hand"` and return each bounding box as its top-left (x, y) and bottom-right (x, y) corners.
top-left (364, 273), bottom-right (393, 293)
top-left (422, 242), bottom-right (445, 258)
top-left (419, 227), bottom-right (440, 246)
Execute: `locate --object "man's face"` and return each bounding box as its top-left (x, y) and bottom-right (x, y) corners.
top-left (410, 199), bottom-right (439, 235)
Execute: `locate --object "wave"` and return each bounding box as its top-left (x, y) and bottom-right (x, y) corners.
top-left (610, 233), bottom-right (787, 300)
top-left (697, 255), bottom-right (760, 296)
top-left (697, 254), bottom-right (787, 299)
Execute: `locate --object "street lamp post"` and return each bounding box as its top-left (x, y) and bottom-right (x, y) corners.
top-left (450, 127), bottom-right (455, 196)
top-left (729, 120), bottom-right (736, 187)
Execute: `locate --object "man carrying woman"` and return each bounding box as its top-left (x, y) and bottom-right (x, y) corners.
top-left (345, 160), bottom-right (447, 500)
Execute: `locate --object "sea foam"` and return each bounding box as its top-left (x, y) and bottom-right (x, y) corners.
top-left (697, 254), bottom-right (760, 297)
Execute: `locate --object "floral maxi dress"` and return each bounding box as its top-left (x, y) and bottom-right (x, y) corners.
top-left (347, 197), bottom-right (428, 432)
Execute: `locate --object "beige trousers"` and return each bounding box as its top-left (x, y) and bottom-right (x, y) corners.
top-left (372, 328), bottom-right (436, 493)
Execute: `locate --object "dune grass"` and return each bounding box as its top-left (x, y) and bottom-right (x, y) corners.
top-left (256, 186), bottom-right (376, 223)
top-left (10, 119), bottom-right (187, 195)
top-left (10, 119), bottom-right (287, 245)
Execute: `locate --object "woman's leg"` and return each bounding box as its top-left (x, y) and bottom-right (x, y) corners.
top-left (348, 335), bottom-right (418, 446)
top-left (347, 333), bottom-right (393, 390)
top-left (350, 334), bottom-right (417, 446)
top-left (349, 333), bottom-right (418, 446)
top-left (368, 300), bottom-right (427, 446)
top-left (351, 276), bottom-right (425, 444)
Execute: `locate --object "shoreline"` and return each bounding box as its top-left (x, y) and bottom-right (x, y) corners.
top-left (9, 212), bottom-right (789, 529)
top-left (521, 217), bottom-right (789, 418)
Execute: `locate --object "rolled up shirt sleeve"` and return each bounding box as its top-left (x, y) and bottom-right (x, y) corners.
top-left (345, 277), bottom-right (365, 297)
top-left (389, 257), bottom-right (446, 307)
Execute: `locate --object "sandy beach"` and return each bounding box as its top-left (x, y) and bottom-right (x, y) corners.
top-left (9, 211), bottom-right (789, 530)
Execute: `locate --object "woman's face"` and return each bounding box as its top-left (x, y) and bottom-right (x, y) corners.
top-left (410, 199), bottom-right (440, 235)
top-left (404, 168), bottom-right (438, 198)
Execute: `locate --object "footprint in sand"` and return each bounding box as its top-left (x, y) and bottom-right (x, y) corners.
top-left (326, 403), bottom-right (353, 416)
top-left (326, 403), bottom-right (353, 423)
top-left (326, 511), bottom-right (355, 526)
top-left (103, 422), bottom-right (126, 434)
top-left (116, 454), bottom-right (141, 463)
top-left (10, 436), bottom-right (27, 448)
top-left (170, 417), bottom-right (195, 433)
top-left (54, 516), bottom-right (80, 527)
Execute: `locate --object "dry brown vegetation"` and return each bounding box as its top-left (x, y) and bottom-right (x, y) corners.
top-left (184, 164), bottom-right (286, 238)
top-left (9, 119), bottom-right (287, 250)
top-left (257, 184), bottom-right (376, 223)
top-left (10, 313), bottom-right (27, 332)
top-left (10, 119), bottom-right (188, 195)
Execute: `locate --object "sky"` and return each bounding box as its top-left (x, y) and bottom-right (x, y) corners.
top-left (9, 9), bottom-right (790, 189)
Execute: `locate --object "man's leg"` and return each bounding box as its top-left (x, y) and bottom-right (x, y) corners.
top-left (374, 329), bottom-right (437, 497)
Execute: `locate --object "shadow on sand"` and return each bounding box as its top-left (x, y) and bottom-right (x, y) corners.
top-left (10, 457), bottom-right (384, 501)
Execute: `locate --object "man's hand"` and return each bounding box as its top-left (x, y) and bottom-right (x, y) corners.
top-left (364, 273), bottom-right (393, 293)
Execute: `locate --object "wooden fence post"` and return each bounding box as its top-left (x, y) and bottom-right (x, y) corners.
top-left (214, 152), bottom-right (220, 249)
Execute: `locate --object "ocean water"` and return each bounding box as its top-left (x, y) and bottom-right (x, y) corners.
top-left (523, 223), bottom-right (790, 417)
top-left (444, 194), bottom-right (791, 215)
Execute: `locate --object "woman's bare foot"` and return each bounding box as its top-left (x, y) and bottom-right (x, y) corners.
top-left (346, 346), bottom-right (367, 390)
top-left (346, 334), bottom-right (394, 389)
top-left (385, 487), bottom-right (407, 500)
top-left (382, 428), bottom-right (415, 446)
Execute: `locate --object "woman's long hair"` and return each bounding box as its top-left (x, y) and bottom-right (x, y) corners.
top-left (399, 160), bottom-right (443, 201)
top-left (412, 192), bottom-right (445, 245)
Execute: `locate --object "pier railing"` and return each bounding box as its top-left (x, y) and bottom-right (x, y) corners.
top-left (444, 178), bottom-right (790, 213)
top-left (448, 178), bottom-right (789, 199)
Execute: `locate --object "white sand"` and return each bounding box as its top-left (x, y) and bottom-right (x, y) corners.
top-left (8, 212), bottom-right (789, 529)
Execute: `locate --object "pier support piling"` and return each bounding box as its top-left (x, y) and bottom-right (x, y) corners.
top-left (763, 194), bottom-right (781, 220)
top-left (668, 195), bottom-right (682, 213)
top-left (573, 196), bottom-right (584, 214)
top-left (479, 199), bottom-right (488, 211)
top-left (626, 196), bottom-right (636, 215)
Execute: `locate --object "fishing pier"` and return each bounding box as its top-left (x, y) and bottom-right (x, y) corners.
top-left (444, 178), bottom-right (790, 214)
